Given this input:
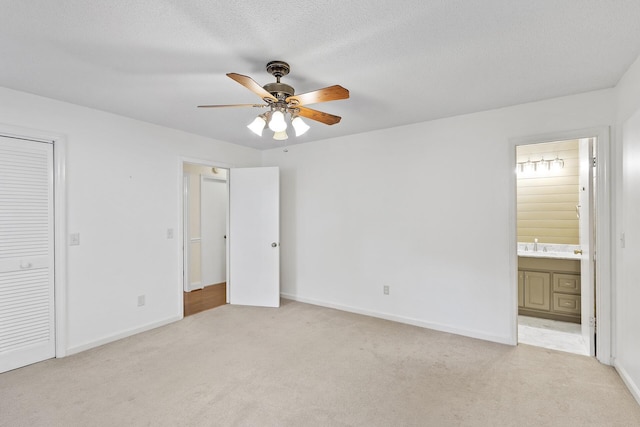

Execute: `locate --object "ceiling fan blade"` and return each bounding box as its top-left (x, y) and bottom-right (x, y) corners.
top-left (296, 106), bottom-right (342, 125)
top-left (227, 73), bottom-right (277, 102)
top-left (197, 103), bottom-right (266, 108)
top-left (286, 85), bottom-right (349, 106)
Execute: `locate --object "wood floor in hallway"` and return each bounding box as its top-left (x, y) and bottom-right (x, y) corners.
top-left (183, 282), bottom-right (226, 316)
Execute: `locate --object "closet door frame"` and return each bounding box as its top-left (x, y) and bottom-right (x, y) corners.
top-left (0, 123), bottom-right (67, 358)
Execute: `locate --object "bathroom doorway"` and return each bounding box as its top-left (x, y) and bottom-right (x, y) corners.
top-left (515, 137), bottom-right (595, 356)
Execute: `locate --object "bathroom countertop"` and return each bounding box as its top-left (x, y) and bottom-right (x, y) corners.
top-left (517, 242), bottom-right (581, 260)
top-left (517, 250), bottom-right (581, 260)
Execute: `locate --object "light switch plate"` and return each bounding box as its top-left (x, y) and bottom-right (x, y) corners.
top-left (69, 233), bottom-right (80, 246)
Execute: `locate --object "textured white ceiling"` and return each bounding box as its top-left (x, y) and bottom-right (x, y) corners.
top-left (1, 1), bottom-right (640, 149)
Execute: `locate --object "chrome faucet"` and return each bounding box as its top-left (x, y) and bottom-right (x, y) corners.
top-left (533, 238), bottom-right (538, 252)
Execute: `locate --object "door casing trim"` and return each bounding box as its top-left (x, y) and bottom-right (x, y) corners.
top-left (508, 126), bottom-right (612, 365)
top-left (0, 123), bottom-right (68, 358)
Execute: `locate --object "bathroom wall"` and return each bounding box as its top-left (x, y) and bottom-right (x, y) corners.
top-left (516, 140), bottom-right (579, 244)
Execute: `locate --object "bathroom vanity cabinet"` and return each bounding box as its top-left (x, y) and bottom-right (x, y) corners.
top-left (518, 257), bottom-right (581, 323)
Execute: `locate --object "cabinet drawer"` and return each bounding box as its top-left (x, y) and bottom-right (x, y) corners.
top-left (553, 293), bottom-right (581, 315)
top-left (553, 273), bottom-right (581, 294)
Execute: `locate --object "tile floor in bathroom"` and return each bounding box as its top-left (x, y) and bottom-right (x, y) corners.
top-left (518, 315), bottom-right (589, 356)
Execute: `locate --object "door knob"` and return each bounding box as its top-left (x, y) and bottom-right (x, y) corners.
top-left (271, 242), bottom-right (278, 247)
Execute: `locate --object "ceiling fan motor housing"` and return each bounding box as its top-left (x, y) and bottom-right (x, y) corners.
top-left (264, 61), bottom-right (294, 101)
top-left (266, 60), bottom-right (290, 78)
top-left (263, 82), bottom-right (295, 101)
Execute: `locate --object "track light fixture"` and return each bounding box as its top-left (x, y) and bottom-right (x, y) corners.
top-left (517, 156), bottom-right (564, 175)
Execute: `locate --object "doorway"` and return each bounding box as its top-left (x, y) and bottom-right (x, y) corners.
top-left (182, 163), bottom-right (228, 316)
top-left (514, 137), bottom-right (595, 356)
top-left (179, 162), bottom-right (281, 315)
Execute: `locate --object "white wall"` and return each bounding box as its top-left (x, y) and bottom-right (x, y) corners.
top-left (263, 89), bottom-right (614, 345)
top-left (614, 54), bottom-right (640, 403)
top-left (0, 87), bottom-right (260, 354)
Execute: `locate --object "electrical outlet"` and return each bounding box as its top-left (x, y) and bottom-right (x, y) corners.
top-left (69, 233), bottom-right (80, 246)
top-left (167, 228), bottom-right (174, 239)
top-left (137, 295), bottom-right (146, 307)
top-left (383, 285), bottom-right (390, 295)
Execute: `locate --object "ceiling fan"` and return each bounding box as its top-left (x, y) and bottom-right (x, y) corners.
top-left (198, 61), bottom-right (349, 140)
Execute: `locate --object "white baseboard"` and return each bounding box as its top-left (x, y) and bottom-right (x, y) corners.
top-left (280, 293), bottom-right (513, 346)
top-left (614, 360), bottom-right (640, 406)
top-left (65, 315), bottom-right (182, 356)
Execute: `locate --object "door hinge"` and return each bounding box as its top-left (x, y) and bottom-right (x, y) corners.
top-left (593, 156), bottom-right (597, 167)
top-left (589, 316), bottom-right (597, 332)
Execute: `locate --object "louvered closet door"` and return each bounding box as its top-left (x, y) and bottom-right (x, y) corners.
top-left (0, 136), bottom-right (55, 373)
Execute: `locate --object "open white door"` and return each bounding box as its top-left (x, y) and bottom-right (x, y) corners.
top-left (578, 138), bottom-right (595, 356)
top-left (228, 167), bottom-right (280, 307)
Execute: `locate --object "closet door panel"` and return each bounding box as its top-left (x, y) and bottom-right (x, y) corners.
top-left (0, 136), bottom-right (55, 373)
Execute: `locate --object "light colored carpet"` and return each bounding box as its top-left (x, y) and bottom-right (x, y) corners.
top-left (1, 299), bottom-right (639, 426)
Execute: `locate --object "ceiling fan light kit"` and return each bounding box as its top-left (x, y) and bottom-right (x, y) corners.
top-left (291, 115), bottom-right (310, 136)
top-left (273, 130), bottom-right (289, 141)
top-left (247, 114), bottom-right (268, 136)
top-left (268, 110), bottom-right (287, 132)
top-left (198, 61), bottom-right (349, 141)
